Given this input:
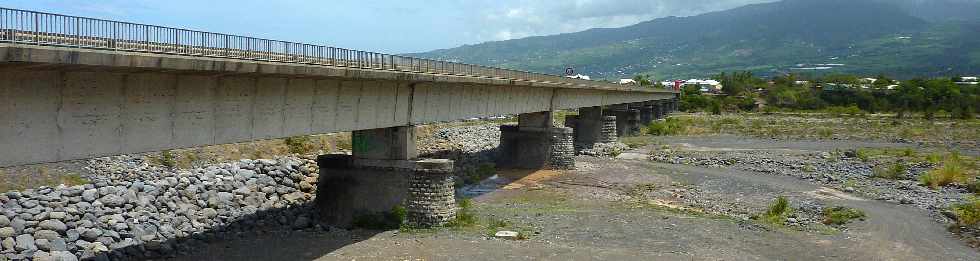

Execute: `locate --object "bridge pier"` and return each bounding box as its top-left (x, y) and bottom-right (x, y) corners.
top-left (316, 126), bottom-right (456, 228)
top-left (605, 104), bottom-right (641, 137)
top-left (498, 111), bottom-right (576, 170)
top-left (564, 107), bottom-right (618, 151)
top-left (653, 101), bottom-right (665, 120)
top-left (639, 101), bottom-right (655, 125)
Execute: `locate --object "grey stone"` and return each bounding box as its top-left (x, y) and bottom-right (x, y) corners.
top-left (81, 190), bottom-right (98, 202)
top-left (38, 220), bottom-right (67, 233)
top-left (292, 216), bottom-right (311, 229)
top-left (47, 251), bottom-right (77, 261)
top-left (34, 230), bottom-right (61, 241)
top-left (0, 216), bottom-right (9, 227)
top-left (10, 219), bottom-right (25, 233)
top-left (98, 195), bottom-right (126, 207)
top-left (207, 192), bottom-right (235, 208)
top-left (79, 229), bottom-right (102, 241)
top-left (36, 238), bottom-right (51, 251)
top-left (201, 208), bottom-right (218, 219)
top-left (1, 237), bottom-right (14, 251)
top-left (493, 230), bottom-right (520, 239)
top-left (15, 234), bottom-right (35, 251)
top-left (46, 212), bottom-right (66, 220)
top-left (0, 227), bottom-right (14, 238)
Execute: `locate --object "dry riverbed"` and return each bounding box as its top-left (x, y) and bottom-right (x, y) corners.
top-left (2, 113), bottom-right (978, 260)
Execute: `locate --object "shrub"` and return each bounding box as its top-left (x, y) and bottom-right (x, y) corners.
top-left (825, 105), bottom-right (866, 117)
top-left (709, 100), bottom-right (722, 115)
top-left (755, 196), bottom-right (793, 225)
top-left (873, 163), bottom-right (907, 180)
top-left (855, 149), bottom-right (871, 162)
top-left (920, 152), bottom-right (973, 189)
top-left (284, 136), bottom-right (316, 155)
top-left (822, 206), bottom-right (866, 225)
top-left (951, 197), bottom-right (980, 227)
top-left (449, 199), bottom-right (478, 228)
top-left (157, 150), bottom-right (177, 169)
top-left (816, 128), bottom-right (834, 139)
top-left (647, 118), bottom-right (687, 136)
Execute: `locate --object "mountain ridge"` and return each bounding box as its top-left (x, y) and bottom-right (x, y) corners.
top-left (413, 0), bottom-right (980, 80)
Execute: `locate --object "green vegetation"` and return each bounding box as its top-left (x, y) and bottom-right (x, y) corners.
top-left (821, 206), bottom-right (867, 225)
top-left (873, 162), bottom-right (907, 180)
top-left (0, 168), bottom-right (88, 193)
top-left (679, 72), bottom-right (979, 120)
top-left (647, 118), bottom-right (687, 136)
top-left (284, 136), bottom-right (316, 155)
top-left (754, 196), bottom-right (793, 225)
top-left (156, 150), bottom-right (178, 169)
top-left (951, 197), bottom-right (980, 227)
top-left (416, 0), bottom-right (980, 81)
top-left (920, 152), bottom-right (975, 189)
top-left (458, 163), bottom-right (497, 186)
top-left (448, 198), bottom-right (479, 228)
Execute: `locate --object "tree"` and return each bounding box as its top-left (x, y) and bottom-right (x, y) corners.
top-left (632, 75), bottom-right (653, 86)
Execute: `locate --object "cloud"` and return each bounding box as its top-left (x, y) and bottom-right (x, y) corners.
top-left (461, 0), bottom-right (778, 41)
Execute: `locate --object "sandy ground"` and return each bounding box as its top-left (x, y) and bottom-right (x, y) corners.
top-left (163, 136), bottom-right (979, 261)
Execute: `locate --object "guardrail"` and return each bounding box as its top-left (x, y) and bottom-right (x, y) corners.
top-left (0, 7), bottom-right (653, 90)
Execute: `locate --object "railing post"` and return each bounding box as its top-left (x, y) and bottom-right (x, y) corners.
top-left (33, 12), bottom-right (39, 43)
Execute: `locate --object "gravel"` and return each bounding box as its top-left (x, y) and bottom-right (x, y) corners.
top-left (649, 146), bottom-right (976, 229)
top-left (0, 155), bottom-right (321, 260)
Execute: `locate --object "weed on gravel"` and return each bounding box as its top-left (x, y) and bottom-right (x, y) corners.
top-left (754, 197), bottom-right (793, 226)
top-left (822, 206), bottom-right (867, 226)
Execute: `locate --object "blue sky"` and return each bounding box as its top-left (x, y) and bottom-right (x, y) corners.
top-left (2, 0), bottom-right (774, 53)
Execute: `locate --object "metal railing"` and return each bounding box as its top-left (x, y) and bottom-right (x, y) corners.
top-left (0, 7), bottom-right (643, 90)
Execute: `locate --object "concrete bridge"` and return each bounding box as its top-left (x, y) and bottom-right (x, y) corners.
top-left (0, 7), bottom-right (678, 227)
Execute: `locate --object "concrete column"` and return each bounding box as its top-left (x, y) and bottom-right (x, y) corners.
top-left (652, 101), bottom-right (663, 120)
top-left (498, 111), bottom-right (576, 169)
top-left (638, 102), bottom-right (654, 125)
top-left (571, 107), bottom-right (603, 150)
top-left (319, 126), bottom-right (458, 228)
top-left (406, 159), bottom-right (456, 227)
top-left (605, 104), bottom-right (640, 137)
top-left (352, 126), bottom-right (417, 161)
top-left (600, 116), bottom-right (618, 143)
top-left (548, 127), bottom-right (575, 170)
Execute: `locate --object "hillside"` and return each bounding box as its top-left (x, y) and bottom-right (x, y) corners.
top-left (413, 0), bottom-right (980, 80)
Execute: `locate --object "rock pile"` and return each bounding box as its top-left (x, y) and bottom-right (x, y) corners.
top-left (0, 155), bottom-right (320, 260)
top-left (650, 148), bottom-right (971, 223)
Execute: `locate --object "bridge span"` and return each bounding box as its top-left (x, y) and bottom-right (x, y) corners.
top-left (0, 7), bottom-right (678, 227)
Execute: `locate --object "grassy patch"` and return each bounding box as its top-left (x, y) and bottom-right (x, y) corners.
top-left (284, 135), bottom-right (317, 155)
top-left (920, 152), bottom-right (976, 189)
top-left (753, 196), bottom-right (793, 225)
top-left (821, 206), bottom-right (867, 225)
top-left (873, 162), bottom-right (907, 180)
top-left (951, 197), bottom-right (980, 227)
top-left (154, 150), bottom-right (178, 169)
top-left (620, 136), bottom-right (655, 149)
top-left (0, 168), bottom-right (89, 193)
top-left (448, 198), bottom-right (479, 228)
top-left (647, 118), bottom-right (687, 136)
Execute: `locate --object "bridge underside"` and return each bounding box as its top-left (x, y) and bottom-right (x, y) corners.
top-left (0, 44), bottom-right (674, 167)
